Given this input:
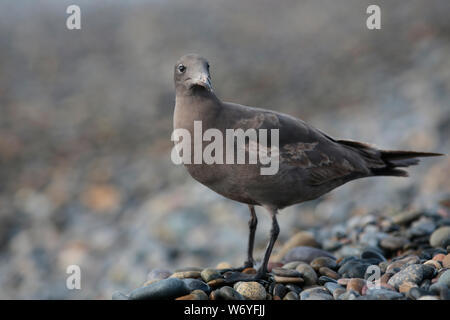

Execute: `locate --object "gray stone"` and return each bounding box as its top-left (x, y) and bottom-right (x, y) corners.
top-left (129, 278), bottom-right (190, 300)
top-left (430, 227), bottom-right (450, 248)
top-left (388, 264), bottom-right (424, 289)
top-left (282, 246), bottom-right (335, 264)
top-left (182, 278), bottom-right (211, 294)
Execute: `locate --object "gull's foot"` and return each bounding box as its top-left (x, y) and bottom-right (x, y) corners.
top-left (222, 271), bottom-right (270, 285)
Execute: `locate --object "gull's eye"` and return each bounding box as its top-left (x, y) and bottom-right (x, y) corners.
top-left (177, 64), bottom-right (186, 73)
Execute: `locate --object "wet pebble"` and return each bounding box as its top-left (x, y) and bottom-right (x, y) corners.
top-left (182, 278), bottom-right (211, 294)
top-left (176, 290), bottom-right (209, 300)
top-left (338, 260), bottom-right (370, 278)
top-left (295, 263), bottom-right (318, 285)
top-left (201, 268), bottom-right (221, 282)
top-left (380, 236), bottom-right (408, 251)
top-left (388, 264), bottom-right (424, 289)
top-left (430, 227), bottom-right (450, 248)
top-left (310, 257), bottom-right (337, 271)
top-left (170, 271), bottom-right (201, 279)
top-left (234, 282), bottom-right (267, 300)
top-left (211, 286), bottom-right (245, 300)
top-left (129, 278), bottom-right (190, 300)
top-left (319, 266), bottom-right (339, 279)
top-left (283, 291), bottom-right (299, 300)
top-left (300, 287), bottom-right (333, 300)
top-left (272, 267), bottom-right (302, 278)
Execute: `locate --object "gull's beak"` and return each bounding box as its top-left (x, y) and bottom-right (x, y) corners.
top-left (191, 74), bottom-right (213, 92)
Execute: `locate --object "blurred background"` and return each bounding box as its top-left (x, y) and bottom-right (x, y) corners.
top-left (0, 0), bottom-right (449, 299)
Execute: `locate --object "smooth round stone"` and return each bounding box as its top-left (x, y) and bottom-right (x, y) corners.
top-left (430, 227), bottom-right (450, 248)
top-left (112, 291), bottom-right (129, 300)
top-left (283, 291), bottom-right (299, 300)
top-left (282, 261), bottom-right (303, 269)
top-left (346, 278), bottom-right (366, 294)
top-left (176, 290), bottom-right (209, 300)
top-left (324, 282), bottom-right (344, 294)
top-left (310, 257), bottom-right (337, 271)
top-left (338, 289), bottom-right (360, 300)
top-left (319, 267), bottom-right (339, 279)
top-left (234, 281), bottom-right (267, 300)
top-left (272, 231), bottom-right (319, 261)
top-left (272, 267), bottom-right (302, 278)
top-left (318, 276), bottom-right (338, 285)
top-left (212, 286), bottom-right (245, 300)
top-left (436, 269), bottom-right (450, 287)
top-left (388, 264), bottom-right (424, 289)
top-left (433, 253), bottom-right (446, 262)
top-left (398, 281), bottom-right (418, 294)
top-left (338, 260), bottom-right (370, 278)
top-left (360, 248), bottom-right (386, 263)
top-left (242, 268), bottom-right (257, 274)
top-left (391, 211), bottom-right (421, 225)
top-left (363, 288), bottom-right (404, 300)
top-left (407, 287), bottom-right (432, 300)
top-left (424, 260), bottom-right (442, 270)
top-left (274, 275), bottom-right (304, 284)
top-left (300, 287), bottom-right (333, 300)
top-left (216, 262), bottom-right (233, 269)
top-left (129, 278), bottom-right (190, 300)
top-left (207, 278), bottom-right (226, 288)
top-left (201, 268), bottom-right (221, 282)
top-left (380, 236), bottom-right (409, 251)
top-left (408, 218), bottom-right (436, 237)
top-left (170, 271), bottom-right (201, 279)
top-left (296, 263), bottom-right (318, 286)
top-left (386, 255), bottom-right (420, 273)
top-left (442, 254), bottom-right (450, 268)
top-left (182, 278), bottom-right (211, 294)
top-left (332, 288), bottom-right (346, 299)
top-left (286, 284), bottom-right (303, 294)
top-left (282, 246), bottom-right (335, 264)
top-left (273, 284), bottom-right (288, 299)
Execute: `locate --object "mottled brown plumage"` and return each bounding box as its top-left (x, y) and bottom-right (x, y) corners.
top-left (173, 54), bottom-right (443, 281)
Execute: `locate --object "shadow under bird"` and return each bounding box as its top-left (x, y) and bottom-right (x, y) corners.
top-left (172, 53), bottom-right (443, 282)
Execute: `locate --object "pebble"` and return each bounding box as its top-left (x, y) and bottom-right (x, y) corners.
top-left (283, 291), bottom-right (299, 300)
top-left (386, 255), bottom-right (420, 273)
top-left (388, 264), bottom-right (424, 289)
top-left (201, 268), bottom-right (221, 282)
top-left (272, 267), bottom-right (302, 278)
top-left (234, 282), bottom-right (267, 300)
top-left (282, 246), bottom-right (335, 264)
top-left (273, 284), bottom-right (288, 299)
top-left (332, 288), bottom-right (346, 299)
top-left (216, 262), bottom-right (233, 269)
top-left (319, 267), bottom-right (339, 279)
top-left (300, 287), bottom-right (333, 300)
top-left (170, 271), bottom-right (201, 279)
top-left (392, 211), bottom-right (421, 225)
top-left (346, 278), bottom-right (366, 294)
top-left (310, 257), bottom-right (337, 271)
top-left (442, 254), bottom-right (450, 268)
top-left (380, 236), bottom-right (408, 251)
top-left (207, 278), bottom-right (226, 288)
top-left (318, 276), bottom-right (337, 285)
top-left (274, 275), bottom-right (304, 284)
top-left (176, 290), bottom-right (209, 300)
top-left (360, 248), bottom-right (386, 263)
top-left (285, 284), bottom-right (302, 294)
top-left (182, 278), bottom-right (211, 294)
top-left (398, 281), bottom-right (418, 293)
top-left (282, 261), bottom-right (302, 269)
top-left (295, 263), bottom-right (318, 285)
top-left (338, 289), bottom-right (360, 300)
top-left (436, 269), bottom-right (450, 287)
top-left (364, 288), bottom-right (404, 300)
top-left (430, 227), bottom-right (450, 248)
top-left (211, 286), bottom-right (245, 300)
top-left (272, 231), bottom-right (319, 261)
top-left (129, 278), bottom-right (190, 300)
top-left (324, 282), bottom-right (343, 295)
top-left (407, 287), bottom-right (432, 299)
top-left (424, 260), bottom-right (442, 270)
top-left (338, 260), bottom-right (370, 278)
top-left (242, 267), bottom-right (257, 274)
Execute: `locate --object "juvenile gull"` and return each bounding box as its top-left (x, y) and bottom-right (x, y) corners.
top-left (172, 53), bottom-right (443, 282)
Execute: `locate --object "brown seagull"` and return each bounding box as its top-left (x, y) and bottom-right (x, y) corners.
top-left (172, 53), bottom-right (443, 282)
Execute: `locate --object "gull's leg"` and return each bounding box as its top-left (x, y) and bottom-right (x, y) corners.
top-left (223, 206), bottom-right (279, 283)
top-left (243, 204), bottom-right (258, 268)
